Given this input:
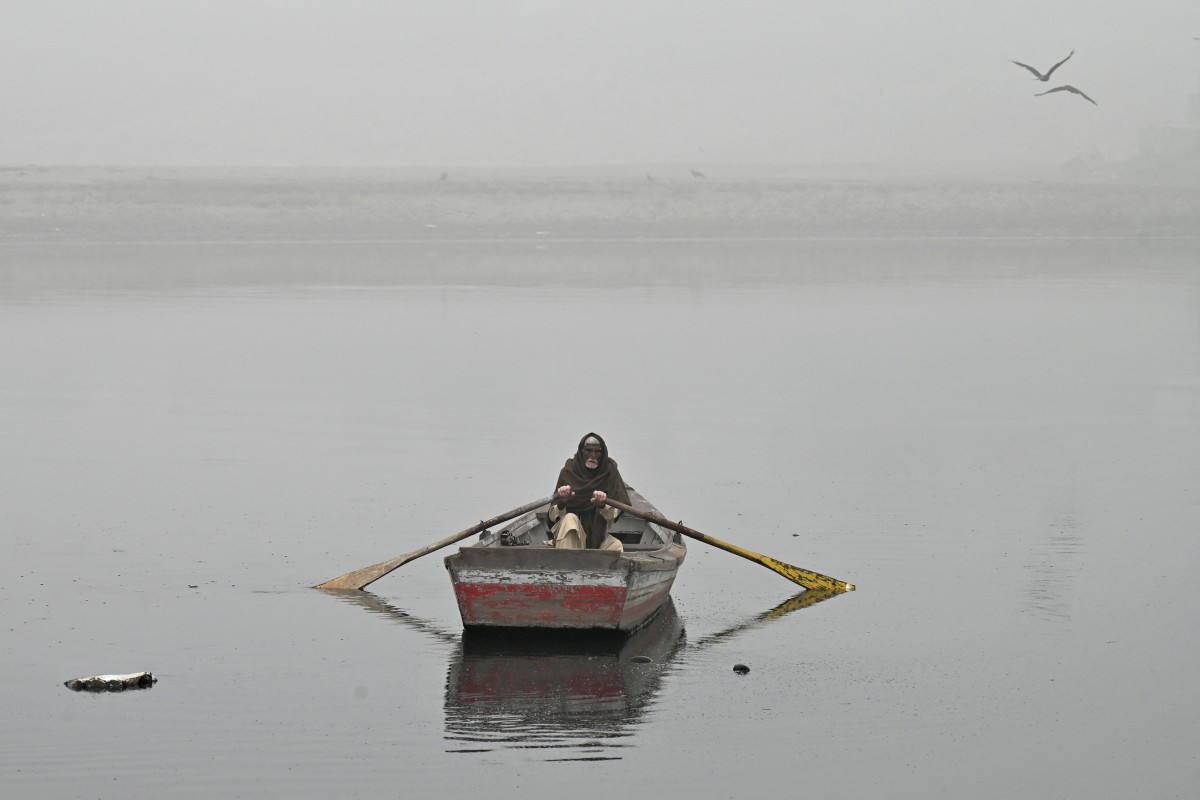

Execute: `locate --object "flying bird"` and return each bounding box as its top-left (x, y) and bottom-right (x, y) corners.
top-left (1035, 84), bottom-right (1098, 105)
top-left (1011, 50), bottom-right (1074, 81)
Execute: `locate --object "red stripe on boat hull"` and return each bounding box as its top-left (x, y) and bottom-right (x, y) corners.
top-left (455, 582), bottom-right (628, 628)
top-left (453, 577), bottom-right (676, 630)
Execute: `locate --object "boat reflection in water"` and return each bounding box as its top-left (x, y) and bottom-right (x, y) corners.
top-left (445, 600), bottom-right (686, 760)
top-left (323, 587), bottom-right (843, 761)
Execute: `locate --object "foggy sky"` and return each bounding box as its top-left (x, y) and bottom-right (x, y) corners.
top-left (3, 0), bottom-right (1198, 169)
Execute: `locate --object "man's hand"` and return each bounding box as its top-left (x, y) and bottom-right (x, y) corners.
top-left (556, 485), bottom-right (574, 501)
top-left (591, 490), bottom-right (607, 505)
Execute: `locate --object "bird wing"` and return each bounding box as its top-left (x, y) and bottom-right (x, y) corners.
top-left (1011, 60), bottom-right (1045, 79)
top-left (1035, 85), bottom-right (1098, 105)
top-left (1070, 86), bottom-right (1098, 105)
top-left (1043, 50), bottom-right (1074, 80)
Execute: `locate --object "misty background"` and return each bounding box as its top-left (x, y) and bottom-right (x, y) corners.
top-left (3, 0), bottom-right (1198, 171)
top-left (4, 4), bottom-right (1200, 798)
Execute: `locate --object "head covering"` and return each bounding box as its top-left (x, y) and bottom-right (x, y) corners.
top-left (554, 432), bottom-right (632, 548)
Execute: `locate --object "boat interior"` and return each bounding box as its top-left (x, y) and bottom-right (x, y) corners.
top-left (478, 505), bottom-right (674, 551)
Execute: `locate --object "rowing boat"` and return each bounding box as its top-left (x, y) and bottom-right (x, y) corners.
top-left (443, 488), bottom-right (685, 631)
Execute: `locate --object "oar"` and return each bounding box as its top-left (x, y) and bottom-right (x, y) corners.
top-left (313, 495), bottom-right (553, 591)
top-left (603, 497), bottom-right (855, 593)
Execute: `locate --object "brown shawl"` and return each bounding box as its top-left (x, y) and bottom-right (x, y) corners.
top-left (553, 432), bottom-right (632, 548)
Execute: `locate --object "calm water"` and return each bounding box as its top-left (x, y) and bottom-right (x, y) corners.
top-left (2, 235), bottom-right (1198, 798)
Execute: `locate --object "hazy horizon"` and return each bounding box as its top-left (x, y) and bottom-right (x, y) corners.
top-left (3, 2), bottom-right (1199, 170)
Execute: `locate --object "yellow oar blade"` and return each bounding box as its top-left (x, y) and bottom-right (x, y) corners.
top-left (603, 497), bottom-right (855, 593)
top-left (757, 554), bottom-right (855, 593)
top-left (314, 554), bottom-right (413, 591)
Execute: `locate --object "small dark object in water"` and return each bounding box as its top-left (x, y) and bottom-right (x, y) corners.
top-left (64, 672), bottom-right (157, 692)
top-left (733, 663), bottom-right (750, 674)
top-left (630, 655), bottom-right (652, 664)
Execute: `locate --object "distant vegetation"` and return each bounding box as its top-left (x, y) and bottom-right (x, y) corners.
top-left (1, 166), bottom-right (1198, 242)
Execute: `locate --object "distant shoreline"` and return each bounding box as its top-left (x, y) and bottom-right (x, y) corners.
top-left (2, 165), bottom-right (1199, 242)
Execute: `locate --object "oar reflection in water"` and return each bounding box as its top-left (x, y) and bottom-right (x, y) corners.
top-left (317, 587), bottom-right (460, 644)
top-left (687, 587), bottom-right (842, 651)
top-left (327, 586), bottom-right (844, 760)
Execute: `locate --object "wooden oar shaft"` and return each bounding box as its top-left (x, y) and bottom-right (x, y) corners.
top-left (603, 497), bottom-right (854, 593)
top-left (313, 495), bottom-right (553, 591)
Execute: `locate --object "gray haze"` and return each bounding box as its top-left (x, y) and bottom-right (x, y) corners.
top-left (3, 0), bottom-right (1199, 169)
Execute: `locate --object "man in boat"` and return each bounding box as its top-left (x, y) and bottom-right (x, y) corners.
top-left (549, 432), bottom-right (630, 552)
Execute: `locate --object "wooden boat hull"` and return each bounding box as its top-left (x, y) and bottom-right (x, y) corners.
top-left (444, 491), bottom-right (685, 632)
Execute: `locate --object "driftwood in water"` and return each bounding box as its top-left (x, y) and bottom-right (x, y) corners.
top-left (64, 672), bottom-right (157, 692)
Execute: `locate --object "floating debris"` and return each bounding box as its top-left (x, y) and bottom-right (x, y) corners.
top-left (64, 672), bottom-right (157, 692)
top-left (733, 663), bottom-right (750, 675)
